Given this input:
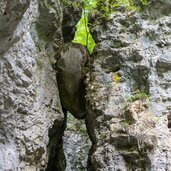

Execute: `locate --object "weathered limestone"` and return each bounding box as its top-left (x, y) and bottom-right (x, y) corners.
top-left (0, 0), bottom-right (65, 170)
top-left (63, 113), bottom-right (91, 171)
top-left (1, 0), bottom-right (171, 170)
top-left (0, 0), bottom-right (30, 55)
top-left (85, 1), bottom-right (171, 170)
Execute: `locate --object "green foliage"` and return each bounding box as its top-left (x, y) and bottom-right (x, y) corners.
top-left (115, 0), bottom-right (137, 11)
top-left (72, 0), bottom-right (97, 54)
top-left (62, 0), bottom-right (149, 54)
top-left (72, 14), bottom-right (96, 54)
top-left (128, 90), bottom-right (150, 102)
top-left (84, 0), bottom-right (97, 12)
top-left (140, 0), bottom-right (148, 5)
top-left (60, 0), bottom-right (82, 9)
top-left (96, 0), bottom-right (149, 17)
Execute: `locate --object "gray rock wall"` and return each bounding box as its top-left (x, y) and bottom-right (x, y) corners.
top-left (1, 0), bottom-right (171, 170)
top-left (63, 113), bottom-right (91, 171)
top-left (0, 0), bottom-right (65, 170)
top-left (86, 1), bottom-right (171, 170)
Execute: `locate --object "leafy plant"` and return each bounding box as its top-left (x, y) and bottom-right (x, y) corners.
top-left (95, 0), bottom-right (148, 17)
top-left (72, 0), bottom-right (96, 54)
top-left (72, 14), bottom-right (96, 54)
top-left (62, 0), bottom-right (149, 54)
top-left (140, 0), bottom-right (148, 5)
top-left (127, 90), bottom-right (150, 102)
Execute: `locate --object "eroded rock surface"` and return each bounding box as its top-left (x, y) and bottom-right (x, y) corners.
top-left (63, 113), bottom-right (91, 171)
top-left (1, 0), bottom-right (171, 170)
top-left (86, 1), bottom-right (171, 170)
top-left (0, 0), bottom-right (65, 170)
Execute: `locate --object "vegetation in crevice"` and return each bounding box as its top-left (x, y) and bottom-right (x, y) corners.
top-left (61, 0), bottom-right (148, 54)
top-left (72, 0), bottom-right (96, 54)
top-left (127, 90), bottom-right (150, 102)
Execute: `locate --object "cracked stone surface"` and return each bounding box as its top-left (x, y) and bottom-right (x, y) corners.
top-left (1, 0), bottom-right (171, 170)
top-left (0, 0), bottom-right (64, 170)
top-left (85, 1), bottom-right (171, 170)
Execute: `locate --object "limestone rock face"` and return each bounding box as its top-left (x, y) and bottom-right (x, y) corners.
top-left (0, 0), bottom-right (64, 170)
top-left (1, 0), bottom-right (171, 170)
top-left (0, 0), bottom-right (30, 55)
top-left (85, 1), bottom-right (171, 170)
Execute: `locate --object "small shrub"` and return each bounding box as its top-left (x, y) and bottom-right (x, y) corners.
top-left (128, 90), bottom-right (150, 102)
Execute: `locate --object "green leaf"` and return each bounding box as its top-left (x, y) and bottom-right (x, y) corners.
top-left (72, 0), bottom-right (148, 54)
top-left (72, 15), bottom-right (96, 54)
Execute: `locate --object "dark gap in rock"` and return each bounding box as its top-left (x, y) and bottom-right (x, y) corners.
top-left (50, 42), bottom-right (92, 170)
top-left (57, 15), bottom-right (89, 171)
top-left (46, 116), bottom-right (67, 171)
top-left (8, 37), bottom-right (12, 42)
top-left (85, 110), bottom-right (98, 171)
top-left (62, 13), bottom-right (76, 43)
top-left (87, 143), bottom-right (97, 171)
top-left (61, 2), bottom-right (82, 43)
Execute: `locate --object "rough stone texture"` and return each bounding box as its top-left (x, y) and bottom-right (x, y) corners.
top-left (1, 0), bottom-right (171, 170)
top-left (0, 0), bottom-right (65, 170)
top-left (63, 113), bottom-right (91, 171)
top-left (0, 0), bottom-right (30, 55)
top-left (86, 1), bottom-right (171, 170)
top-left (139, 0), bottom-right (171, 19)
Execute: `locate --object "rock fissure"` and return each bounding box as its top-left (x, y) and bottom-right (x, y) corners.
top-left (53, 42), bottom-right (92, 170)
top-left (46, 116), bottom-right (67, 171)
top-left (45, 1), bottom-right (91, 170)
top-left (1, 0), bottom-right (171, 170)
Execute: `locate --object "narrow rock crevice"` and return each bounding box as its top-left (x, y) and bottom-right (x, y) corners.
top-left (56, 44), bottom-right (91, 169)
top-left (61, 0), bottom-right (82, 43)
top-left (42, 1), bottom-right (89, 169)
top-left (46, 116), bottom-right (67, 171)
